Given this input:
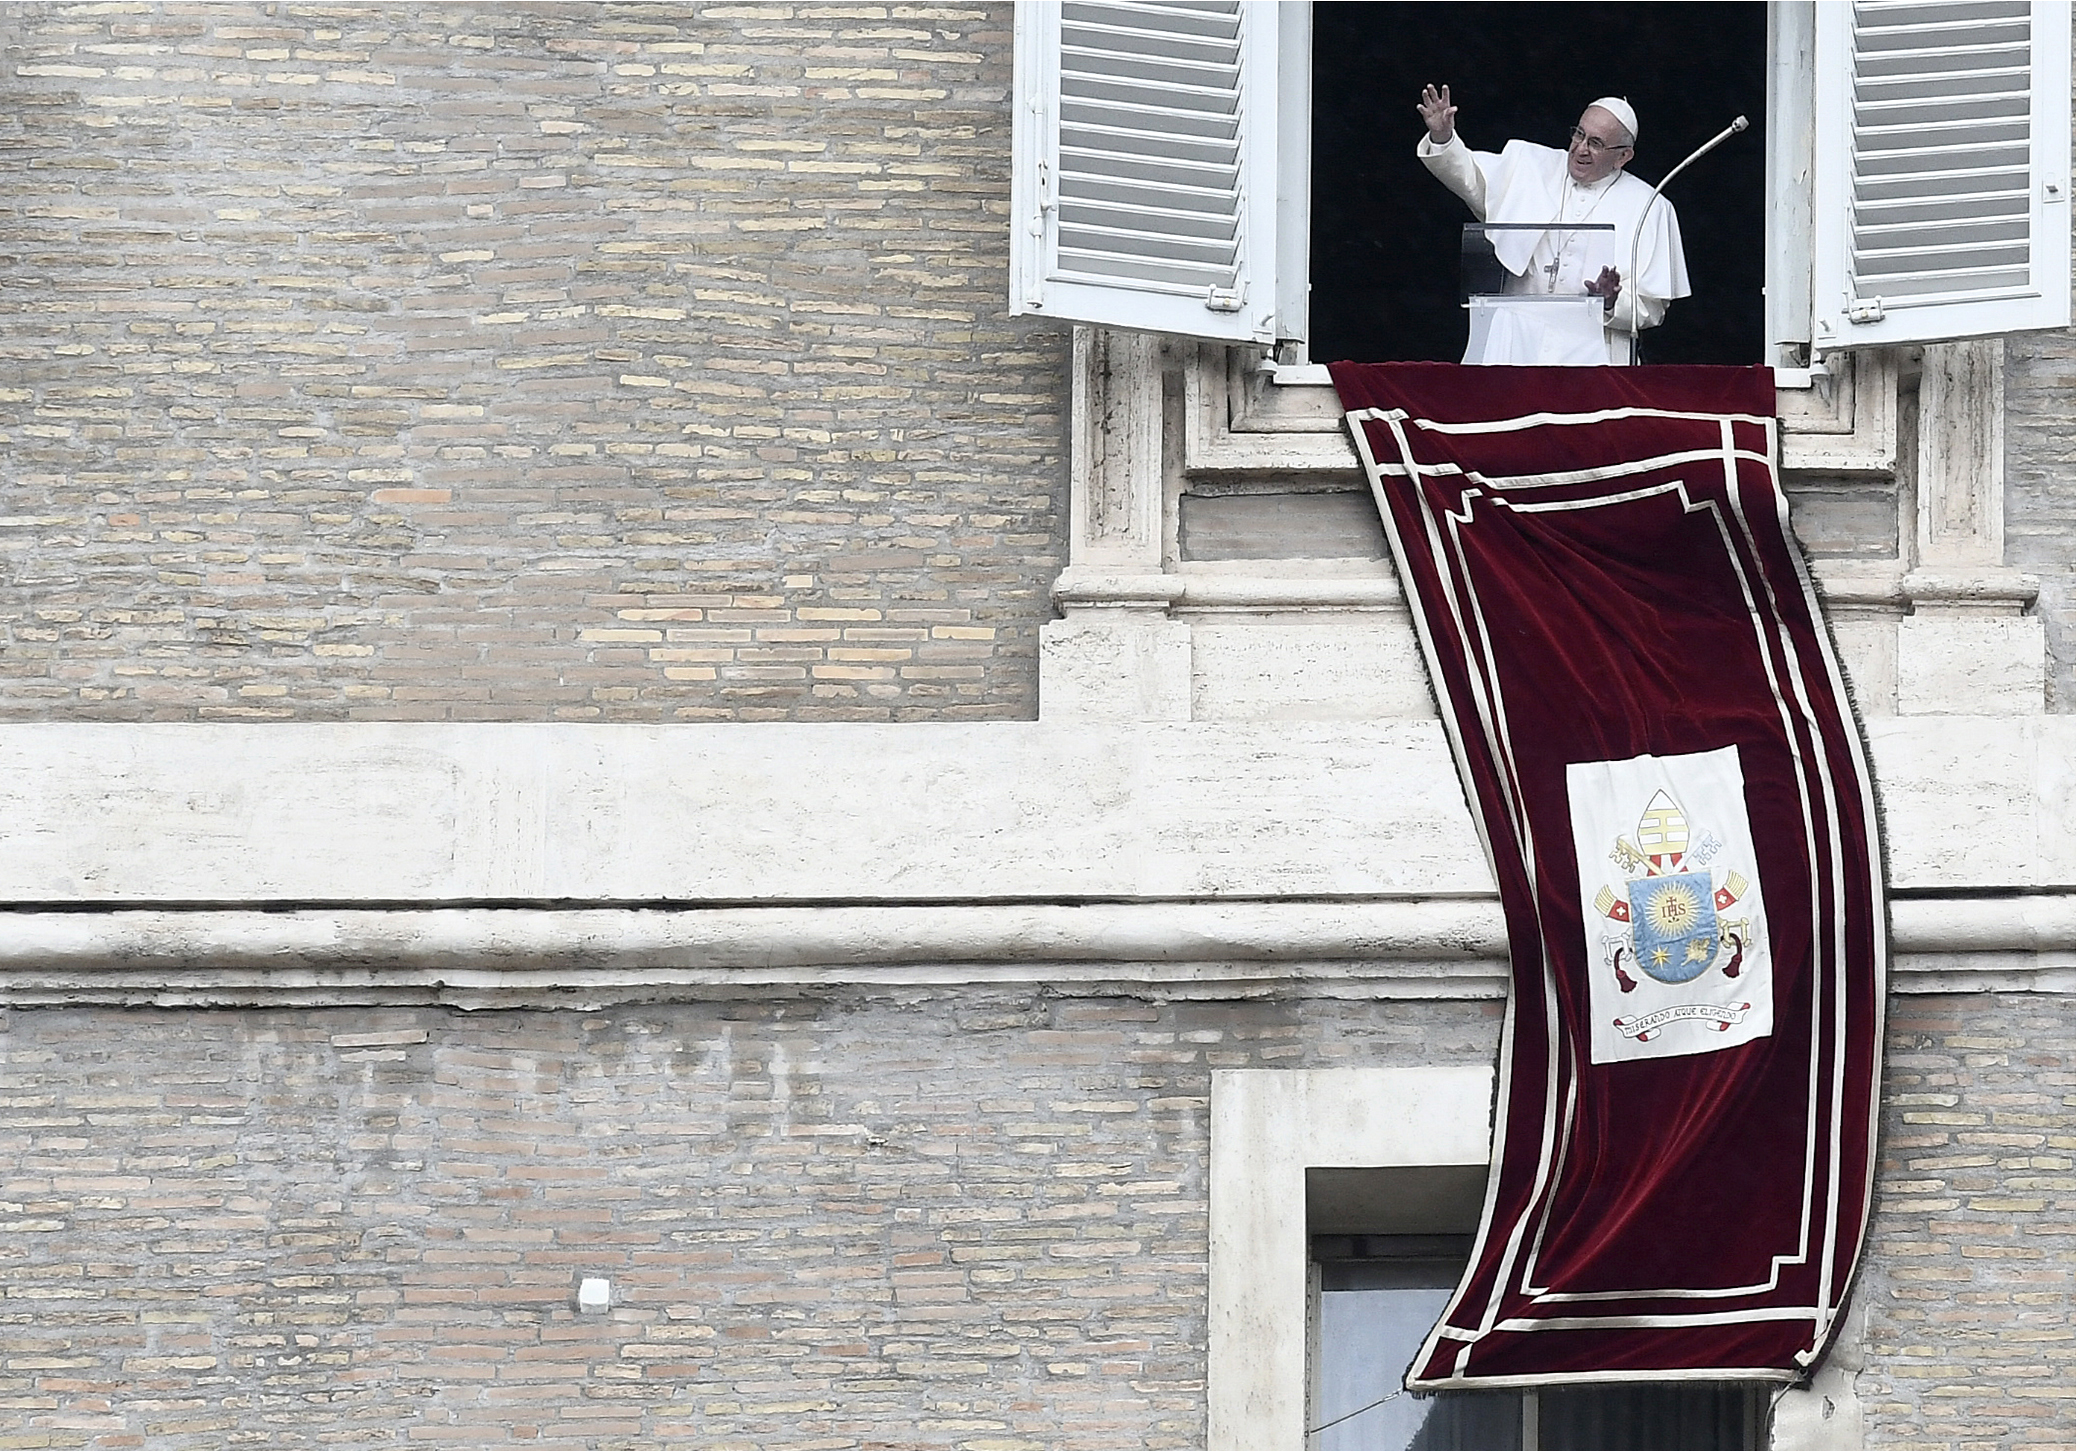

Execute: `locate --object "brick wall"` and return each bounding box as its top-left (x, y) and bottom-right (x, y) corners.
top-left (0, 990), bottom-right (2065, 1449)
top-left (0, 3), bottom-right (1066, 721)
top-left (5, 5), bottom-right (2071, 724)
top-left (0, 993), bottom-right (1501, 1449)
top-left (1861, 991), bottom-right (2074, 1451)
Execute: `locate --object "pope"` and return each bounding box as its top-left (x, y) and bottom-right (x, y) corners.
top-left (1416, 84), bottom-right (1691, 365)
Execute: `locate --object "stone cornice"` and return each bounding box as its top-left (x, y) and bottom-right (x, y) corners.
top-left (0, 894), bottom-right (2063, 1009)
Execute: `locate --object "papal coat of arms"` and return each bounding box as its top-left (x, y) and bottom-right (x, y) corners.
top-left (1568, 748), bottom-right (1774, 1063)
top-left (1594, 790), bottom-right (1750, 997)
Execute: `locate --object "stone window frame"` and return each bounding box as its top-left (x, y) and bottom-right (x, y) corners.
top-left (1178, 344), bottom-right (1904, 591)
top-left (1056, 339), bottom-right (1909, 620)
top-left (1207, 1066), bottom-right (1493, 1451)
top-left (1206, 1067), bottom-right (1854, 1451)
top-left (1048, 335), bottom-right (2044, 725)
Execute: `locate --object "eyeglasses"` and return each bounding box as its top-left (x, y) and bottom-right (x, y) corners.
top-left (1569, 126), bottom-right (1631, 154)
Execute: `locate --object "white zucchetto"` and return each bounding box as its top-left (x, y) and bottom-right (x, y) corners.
top-left (1587, 96), bottom-right (1639, 144)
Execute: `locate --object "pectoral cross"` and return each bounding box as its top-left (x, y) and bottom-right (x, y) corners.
top-left (1543, 256), bottom-right (1563, 293)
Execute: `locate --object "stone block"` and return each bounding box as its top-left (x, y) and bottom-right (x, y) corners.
top-left (1827, 617), bottom-right (1897, 717)
top-left (1896, 614), bottom-right (2045, 714)
top-left (1039, 615), bottom-right (1193, 722)
top-left (1187, 613), bottom-right (1435, 722)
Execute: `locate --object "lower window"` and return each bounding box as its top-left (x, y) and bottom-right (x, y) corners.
top-left (1308, 1233), bottom-right (1764, 1451)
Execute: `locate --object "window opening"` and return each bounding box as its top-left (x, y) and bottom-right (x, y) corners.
top-left (1306, 1215), bottom-right (1765, 1450)
top-left (1310, 1234), bottom-right (1521, 1451)
top-left (1309, 2), bottom-right (1767, 365)
top-left (1536, 1383), bottom-right (1763, 1451)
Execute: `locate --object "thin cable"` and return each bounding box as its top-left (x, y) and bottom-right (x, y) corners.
top-left (1306, 1387), bottom-right (1404, 1437)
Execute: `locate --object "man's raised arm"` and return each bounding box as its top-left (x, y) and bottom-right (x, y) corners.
top-left (1415, 83), bottom-right (1487, 217)
top-left (1417, 83), bottom-right (1457, 145)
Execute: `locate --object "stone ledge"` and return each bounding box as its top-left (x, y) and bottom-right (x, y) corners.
top-left (0, 718), bottom-right (2063, 901)
top-left (0, 894), bottom-right (2062, 1008)
top-left (1050, 569), bottom-right (1189, 609)
top-left (1901, 568), bottom-right (2041, 612)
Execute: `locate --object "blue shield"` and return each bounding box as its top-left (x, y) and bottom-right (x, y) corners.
top-left (1627, 872), bottom-right (1720, 983)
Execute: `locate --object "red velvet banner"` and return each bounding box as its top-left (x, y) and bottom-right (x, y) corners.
top-left (1329, 363), bottom-right (1885, 1388)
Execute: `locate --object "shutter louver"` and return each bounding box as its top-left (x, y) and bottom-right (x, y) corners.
top-left (1054, 2), bottom-right (1247, 298)
top-left (1813, 0), bottom-right (2071, 349)
top-left (1011, 0), bottom-right (1303, 344)
top-left (1849, 2), bottom-right (2033, 301)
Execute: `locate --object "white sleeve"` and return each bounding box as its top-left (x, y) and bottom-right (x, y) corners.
top-left (1609, 195), bottom-right (1690, 334)
top-left (1603, 192), bottom-right (1686, 336)
top-left (1607, 290), bottom-right (1669, 337)
top-left (1417, 133), bottom-right (1488, 219)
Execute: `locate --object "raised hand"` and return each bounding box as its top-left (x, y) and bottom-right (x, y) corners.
top-left (1587, 266), bottom-right (1623, 311)
top-left (1417, 83), bottom-right (1457, 145)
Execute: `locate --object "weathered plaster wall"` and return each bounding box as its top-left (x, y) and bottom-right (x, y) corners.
top-left (2004, 328), bottom-right (2075, 712)
top-left (0, 991), bottom-right (2063, 1451)
top-left (0, 3), bottom-right (1065, 721)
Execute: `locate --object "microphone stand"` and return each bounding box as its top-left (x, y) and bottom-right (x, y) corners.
top-left (1617, 115), bottom-right (1748, 362)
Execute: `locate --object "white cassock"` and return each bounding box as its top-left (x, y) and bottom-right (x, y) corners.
top-left (1418, 134), bottom-right (1691, 366)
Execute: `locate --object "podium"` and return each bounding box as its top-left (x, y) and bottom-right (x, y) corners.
top-left (1461, 222), bottom-right (1617, 366)
top-left (1464, 295), bottom-right (1609, 366)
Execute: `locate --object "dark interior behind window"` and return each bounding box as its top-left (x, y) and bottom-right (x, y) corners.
top-left (1310, 2), bottom-right (1768, 365)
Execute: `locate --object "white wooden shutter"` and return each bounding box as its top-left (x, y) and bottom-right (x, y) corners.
top-left (1010, 1), bottom-right (1307, 344)
top-left (1812, 0), bottom-right (2072, 350)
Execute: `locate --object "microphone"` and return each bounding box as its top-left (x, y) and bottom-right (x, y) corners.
top-left (1617, 115), bottom-right (1749, 358)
